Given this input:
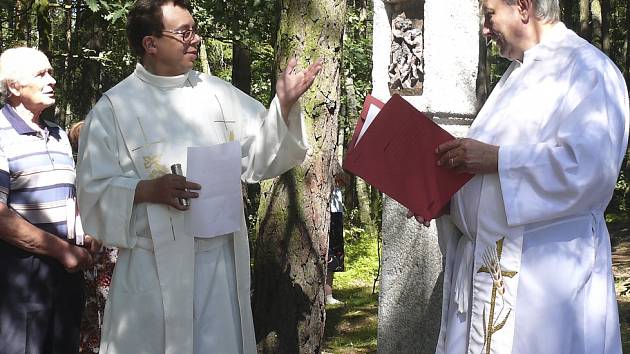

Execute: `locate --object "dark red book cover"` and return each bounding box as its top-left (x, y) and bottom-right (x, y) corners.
top-left (343, 94), bottom-right (473, 220)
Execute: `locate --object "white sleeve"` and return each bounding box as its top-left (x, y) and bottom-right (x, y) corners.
top-left (498, 62), bottom-right (629, 226)
top-left (232, 87), bottom-right (308, 183)
top-left (76, 97), bottom-right (141, 248)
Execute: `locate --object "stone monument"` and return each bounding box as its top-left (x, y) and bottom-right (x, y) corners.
top-left (373, 0), bottom-right (481, 352)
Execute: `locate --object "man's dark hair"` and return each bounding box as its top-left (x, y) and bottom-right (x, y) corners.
top-left (126, 0), bottom-right (192, 59)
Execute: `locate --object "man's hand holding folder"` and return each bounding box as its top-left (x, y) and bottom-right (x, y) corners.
top-left (342, 94), bottom-right (473, 223)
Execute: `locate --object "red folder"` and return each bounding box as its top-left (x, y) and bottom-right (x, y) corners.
top-left (343, 94), bottom-right (473, 220)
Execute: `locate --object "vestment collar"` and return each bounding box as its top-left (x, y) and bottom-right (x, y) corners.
top-left (522, 22), bottom-right (568, 64)
top-left (133, 63), bottom-right (190, 89)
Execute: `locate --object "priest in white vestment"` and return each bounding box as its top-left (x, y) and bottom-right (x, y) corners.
top-left (409, 0), bottom-right (628, 353)
top-left (76, 0), bottom-right (322, 353)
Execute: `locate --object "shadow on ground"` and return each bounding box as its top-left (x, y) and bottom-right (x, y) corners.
top-left (322, 286), bottom-right (378, 354)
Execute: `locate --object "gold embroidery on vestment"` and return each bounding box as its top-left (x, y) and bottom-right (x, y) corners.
top-left (143, 155), bottom-right (169, 179)
top-left (477, 237), bottom-right (518, 354)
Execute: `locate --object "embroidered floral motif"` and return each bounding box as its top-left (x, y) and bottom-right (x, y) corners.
top-left (477, 237), bottom-right (517, 354)
top-left (143, 155), bottom-right (169, 179)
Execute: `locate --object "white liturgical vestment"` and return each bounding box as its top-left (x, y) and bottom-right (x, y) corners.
top-left (77, 64), bottom-right (308, 354)
top-left (436, 23), bottom-right (628, 354)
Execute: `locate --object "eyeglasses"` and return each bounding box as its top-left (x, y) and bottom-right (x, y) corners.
top-left (162, 27), bottom-right (198, 43)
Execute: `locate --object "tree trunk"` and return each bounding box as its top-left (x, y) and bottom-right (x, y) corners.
top-left (35, 0), bottom-right (50, 55)
top-left (599, 0), bottom-right (610, 54)
top-left (560, 0), bottom-right (573, 28)
top-left (252, 1), bottom-right (347, 353)
top-left (579, 0), bottom-right (591, 41)
top-left (56, 0), bottom-right (73, 128)
top-left (232, 41), bottom-right (252, 95)
top-left (591, 0), bottom-right (602, 49)
top-left (199, 39), bottom-right (210, 74)
top-left (15, 0), bottom-right (30, 44)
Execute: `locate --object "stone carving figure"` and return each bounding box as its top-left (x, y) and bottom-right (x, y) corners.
top-left (388, 13), bottom-right (424, 94)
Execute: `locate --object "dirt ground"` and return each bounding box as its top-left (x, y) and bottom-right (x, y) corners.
top-left (610, 221), bottom-right (630, 352)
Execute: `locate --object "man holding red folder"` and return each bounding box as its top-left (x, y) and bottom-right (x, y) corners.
top-left (411, 0), bottom-right (628, 353)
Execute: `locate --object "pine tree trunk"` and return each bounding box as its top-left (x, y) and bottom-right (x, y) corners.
top-left (560, 0), bottom-right (574, 28)
top-left (15, 0), bottom-right (30, 44)
top-left (35, 0), bottom-right (51, 55)
top-left (599, 0), bottom-right (610, 54)
top-left (579, 0), bottom-right (591, 41)
top-left (591, 0), bottom-right (602, 49)
top-left (57, 0), bottom-right (73, 128)
top-left (251, 1), bottom-right (347, 353)
top-left (232, 41), bottom-right (252, 94)
top-left (199, 39), bottom-right (210, 74)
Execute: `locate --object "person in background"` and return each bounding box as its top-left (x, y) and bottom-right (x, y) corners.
top-left (326, 164), bottom-right (350, 305)
top-left (68, 120), bottom-right (84, 160)
top-left (0, 47), bottom-right (99, 354)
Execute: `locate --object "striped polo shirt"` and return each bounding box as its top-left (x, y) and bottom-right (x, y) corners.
top-left (0, 104), bottom-right (76, 239)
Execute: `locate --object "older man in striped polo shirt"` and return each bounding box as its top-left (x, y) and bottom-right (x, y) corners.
top-left (0, 47), bottom-right (98, 354)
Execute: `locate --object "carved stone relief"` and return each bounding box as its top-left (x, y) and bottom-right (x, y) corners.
top-left (383, 0), bottom-right (424, 96)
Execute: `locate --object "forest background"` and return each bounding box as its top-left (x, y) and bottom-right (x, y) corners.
top-left (0, 0), bottom-right (629, 352)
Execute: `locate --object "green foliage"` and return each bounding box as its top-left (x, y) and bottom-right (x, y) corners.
top-left (336, 227), bottom-right (380, 289)
top-left (340, 1), bottom-right (373, 133)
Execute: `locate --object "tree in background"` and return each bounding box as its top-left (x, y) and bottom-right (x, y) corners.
top-left (251, 0), bottom-right (347, 352)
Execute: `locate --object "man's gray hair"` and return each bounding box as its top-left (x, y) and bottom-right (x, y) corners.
top-left (0, 47), bottom-right (48, 100)
top-left (505, 0), bottom-right (560, 22)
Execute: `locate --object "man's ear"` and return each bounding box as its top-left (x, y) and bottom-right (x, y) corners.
top-left (6, 81), bottom-right (20, 97)
top-left (142, 36), bottom-right (158, 54)
top-left (516, 0), bottom-right (533, 21)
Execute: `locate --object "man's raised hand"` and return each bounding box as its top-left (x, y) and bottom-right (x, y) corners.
top-left (276, 57), bottom-right (323, 121)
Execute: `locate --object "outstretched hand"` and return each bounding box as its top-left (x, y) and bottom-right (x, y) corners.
top-left (276, 57), bottom-right (323, 122)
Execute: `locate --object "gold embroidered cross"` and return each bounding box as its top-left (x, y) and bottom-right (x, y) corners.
top-left (132, 116), bottom-right (162, 151)
top-left (477, 237), bottom-right (518, 354)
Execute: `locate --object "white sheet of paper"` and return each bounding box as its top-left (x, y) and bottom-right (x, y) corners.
top-left (355, 104), bottom-right (381, 147)
top-left (185, 141), bottom-right (242, 238)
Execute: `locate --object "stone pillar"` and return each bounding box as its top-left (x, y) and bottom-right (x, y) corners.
top-left (374, 0), bottom-right (480, 352)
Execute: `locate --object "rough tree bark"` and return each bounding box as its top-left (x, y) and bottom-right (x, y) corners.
top-left (232, 41), bottom-right (252, 94)
top-left (251, 0), bottom-right (347, 353)
top-left (579, 0), bottom-right (591, 41)
top-left (199, 39), bottom-right (210, 74)
top-left (35, 0), bottom-right (50, 55)
top-left (591, 0), bottom-right (602, 49)
top-left (599, 0), bottom-right (610, 54)
top-left (15, 0), bottom-right (31, 44)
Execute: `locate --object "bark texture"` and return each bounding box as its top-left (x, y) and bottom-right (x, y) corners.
top-left (252, 1), bottom-right (347, 353)
top-left (579, 0), bottom-right (592, 41)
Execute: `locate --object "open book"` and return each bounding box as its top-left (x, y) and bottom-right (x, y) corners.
top-left (343, 94), bottom-right (473, 220)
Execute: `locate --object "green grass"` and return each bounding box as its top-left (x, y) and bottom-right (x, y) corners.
top-left (322, 229), bottom-right (380, 353)
top-left (322, 286), bottom-right (378, 354)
